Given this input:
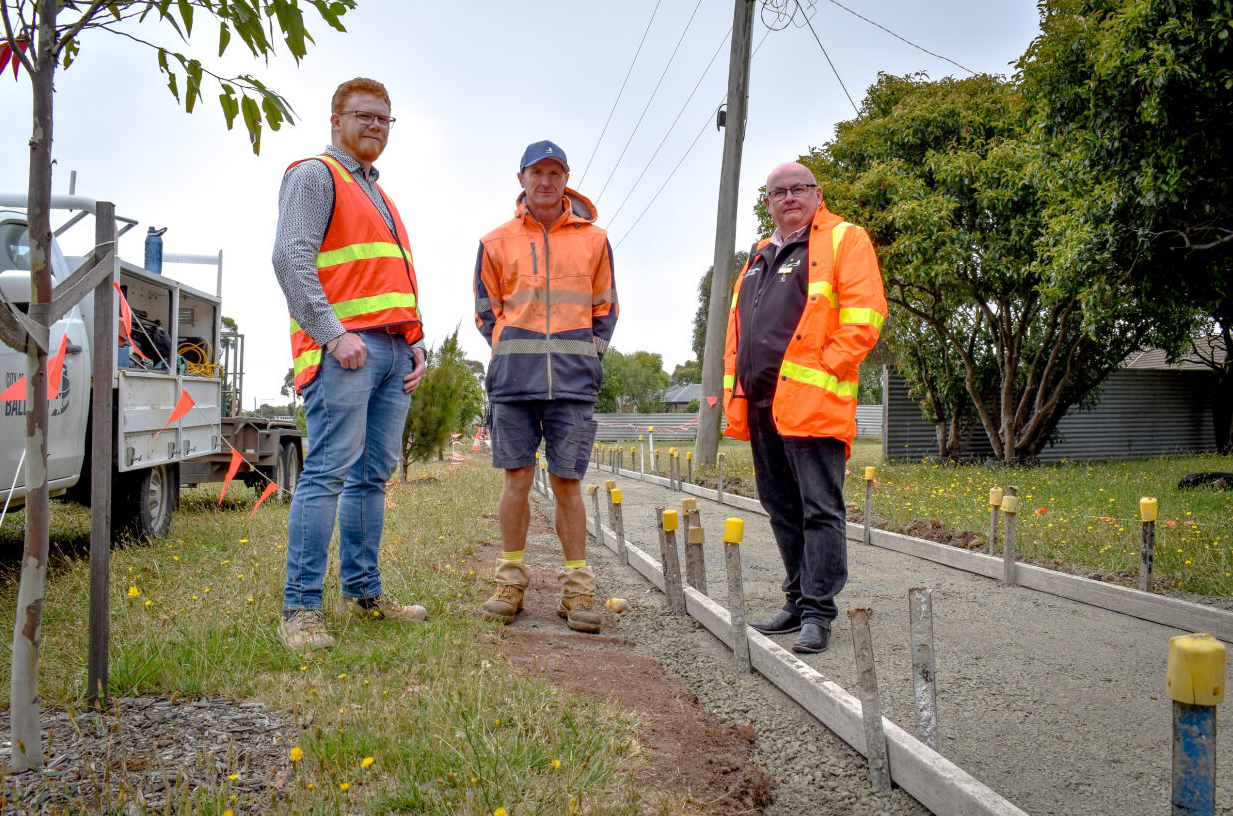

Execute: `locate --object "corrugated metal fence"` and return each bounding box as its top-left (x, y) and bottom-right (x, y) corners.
top-left (594, 406), bottom-right (883, 441)
top-left (883, 367), bottom-right (1218, 461)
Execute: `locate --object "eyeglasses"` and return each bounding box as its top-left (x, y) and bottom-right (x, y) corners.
top-left (767, 184), bottom-right (817, 202)
top-left (339, 110), bottom-right (396, 128)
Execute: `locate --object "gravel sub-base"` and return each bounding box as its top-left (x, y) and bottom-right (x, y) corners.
top-left (582, 517), bottom-right (928, 816)
top-left (578, 470), bottom-right (1233, 816)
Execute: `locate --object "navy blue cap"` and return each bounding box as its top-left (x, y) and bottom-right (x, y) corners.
top-left (519, 140), bottom-right (569, 172)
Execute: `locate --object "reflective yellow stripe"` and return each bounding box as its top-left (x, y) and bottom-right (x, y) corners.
top-left (839, 307), bottom-right (885, 330)
top-left (723, 374), bottom-right (734, 389)
top-left (317, 241), bottom-right (408, 269)
top-left (832, 222), bottom-right (851, 254)
top-left (780, 360), bottom-right (859, 398)
top-left (293, 348), bottom-right (322, 377)
top-left (806, 280), bottom-right (837, 307)
top-left (318, 154), bottom-right (354, 183)
top-left (289, 292), bottom-right (418, 336)
top-left (730, 292), bottom-right (739, 309)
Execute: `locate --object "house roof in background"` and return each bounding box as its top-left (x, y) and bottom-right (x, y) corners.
top-left (1123, 336), bottom-right (1228, 371)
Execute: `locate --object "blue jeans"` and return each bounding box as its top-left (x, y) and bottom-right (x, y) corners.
top-left (748, 403), bottom-right (848, 629)
top-left (283, 331), bottom-right (414, 612)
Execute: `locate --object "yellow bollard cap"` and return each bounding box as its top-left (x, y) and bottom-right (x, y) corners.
top-left (864, 466), bottom-right (876, 481)
top-left (648, 426), bottom-right (655, 432)
top-left (604, 479), bottom-right (615, 491)
top-left (1167, 633), bottom-right (1226, 705)
top-left (687, 451), bottom-right (693, 460)
top-left (723, 517), bottom-right (744, 544)
top-left (681, 498), bottom-right (697, 512)
top-left (639, 435), bottom-right (643, 440)
top-left (718, 452), bottom-right (725, 461)
top-left (668, 447), bottom-right (677, 456)
top-left (989, 487), bottom-right (1003, 507)
top-left (1140, 497), bottom-right (1158, 522)
top-left (585, 484), bottom-right (597, 495)
top-left (662, 510), bottom-right (679, 531)
top-left (1000, 495), bottom-right (1019, 514)
top-left (611, 488), bottom-right (623, 505)
top-left (631, 446), bottom-right (636, 454)
top-left (535, 451), bottom-right (540, 459)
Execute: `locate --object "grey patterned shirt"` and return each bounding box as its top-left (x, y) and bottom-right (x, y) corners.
top-left (272, 144), bottom-right (423, 349)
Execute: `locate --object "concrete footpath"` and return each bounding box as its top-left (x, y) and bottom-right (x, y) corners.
top-left (579, 466), bottom-right (1233, 816)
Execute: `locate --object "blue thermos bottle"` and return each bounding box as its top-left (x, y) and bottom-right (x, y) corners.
top-left (145, 226), bottom-right (167, 274)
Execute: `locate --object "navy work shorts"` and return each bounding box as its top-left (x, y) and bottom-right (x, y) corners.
top-left (489, 400), bottom-right (597, 481)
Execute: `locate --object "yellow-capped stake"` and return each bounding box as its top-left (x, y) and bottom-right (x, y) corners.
top-left (585, 484), bottom-right (597, 496)
top-left (681, 497), bottom-right (697, 512)
top-left (1141, 497), bottom-right (1159, 522)
top-left (662, 510), bottom-right (679, 532)
top-left (1000, 495), bottom-right (1019, 515)
top-left (604, 479), bottom-right (615, 491)
top-left (989, 487), bottom-right (1004, 507)
top-left (668, 447), bottom-right (677, 456)
top-left (611, 488), bottom-right (623, 505)
top-left (1167, 633), bottom-right (1226, 706)
top-left (864, 466), bottom-right (876, 481)
top-left (687, 451), bottom-right (693, 461)
top-left (630, 446), bottom-right (636, 455)
top-left (724, 517), bottom-right (744, 544)
top-left (689, 527), bottom-right (705, 544)
top-left (639, 435), bottom-right (644, 441)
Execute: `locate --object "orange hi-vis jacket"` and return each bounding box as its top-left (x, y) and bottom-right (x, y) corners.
top-left (475, 188), bottom-right (617, 402)
top-left (288, 154), bottom-right (422, 392)
top-left (723, 204), bottom-right (886, 455)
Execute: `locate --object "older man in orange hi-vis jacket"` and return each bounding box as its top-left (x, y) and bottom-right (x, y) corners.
top-left (722, 161), bottom-right (886, 654)
top-left (474, 140), bottom-right (618, 634)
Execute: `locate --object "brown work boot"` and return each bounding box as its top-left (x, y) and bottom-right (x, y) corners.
top-left (557, 566), bottom-right (601, 634)
top-left (482, 559), bottom-right (529, 624)
top-left (277, 608), bottom-right (336, 653)
top-left (337, 594), bottom-right (428, 622)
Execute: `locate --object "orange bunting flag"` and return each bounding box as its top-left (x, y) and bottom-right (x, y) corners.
top-left (166, 389), bottom-right (195, 425)
top-left (706, 396), bottom-right (718, 407)
top-left (249, 481), bottom-right (280, 517)
top-left (218, 448), bottom-right (244, 505)
top-left (113, 282), bottom-right (149, 359)
top-left (46, 334), bottom-right (68, 399)
top-left (0, 375), bottom-right (26, 401)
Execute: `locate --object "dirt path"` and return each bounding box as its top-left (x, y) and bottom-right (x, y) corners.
top-left (581, 471), bottom-right (1233, 815)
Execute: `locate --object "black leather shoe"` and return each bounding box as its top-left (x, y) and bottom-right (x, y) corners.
top-left (792, 623), bottom-right (830, 654)
top-left (749, 609), bottom-right (802, 635)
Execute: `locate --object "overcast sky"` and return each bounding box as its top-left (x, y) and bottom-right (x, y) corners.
top-left (0, 0), bottom-right (1041, 406)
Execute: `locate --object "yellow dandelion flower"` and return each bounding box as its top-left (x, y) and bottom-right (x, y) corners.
top-left (127, 586), bottom-right (140, 597)
top-left (240, 538), bottom-right (249, 543)
top-left (337, 673), bottom-right (347, 679)
top-left (494, 809), bottom-right (507, 816)
top-left (361, 756), bottom-right (375, 768)
top-left (223, 811), bottom-right (234, 816)
top-left (228, 773), bottom-right (239, 781)
top-left (339, 782), bottom-right (350, 791)
top-left (551, 759), bottom-right (561, 770)
top-left (144, 600), bottom-right (152, 607)
top-left (289, 746), bottom-right (304, 762)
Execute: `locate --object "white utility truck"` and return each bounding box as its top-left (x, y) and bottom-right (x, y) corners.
top-left (0, 195), bottom-right (302, 539)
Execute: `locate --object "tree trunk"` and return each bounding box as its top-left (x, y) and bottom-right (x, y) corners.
top-left (10, 0), bottom-right (56, 772)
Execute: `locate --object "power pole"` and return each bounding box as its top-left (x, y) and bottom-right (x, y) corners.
top-left (696, 0), bottom-right (755, 466)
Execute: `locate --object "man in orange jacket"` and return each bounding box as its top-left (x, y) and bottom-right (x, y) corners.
top-left (722, 162), bottom-right (886, 653)
top-left (272, 78), bottom-right (429, 654)
top-left (474, 140), bottom-right (618, 633)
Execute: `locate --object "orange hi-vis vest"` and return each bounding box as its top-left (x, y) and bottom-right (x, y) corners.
top-left (722, 205), bottom-right (886, 455)
top-left (288, 154), bottom-right (422, 392)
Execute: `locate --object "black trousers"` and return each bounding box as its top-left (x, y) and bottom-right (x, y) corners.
top-left (748, 403), bottom-right (848, 629)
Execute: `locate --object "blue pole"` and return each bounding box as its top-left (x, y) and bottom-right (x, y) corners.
top-left (1173, 700), bottom-right (1217, 815)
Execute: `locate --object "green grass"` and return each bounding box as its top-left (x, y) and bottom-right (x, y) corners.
top-left (603, 437), bottom-right (1233, 596)
top-left (0, 462), bottom-right (659, 815)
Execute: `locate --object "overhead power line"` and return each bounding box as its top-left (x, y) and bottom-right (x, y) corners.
top-left (613, 26), bottom-right (774, 249)
top-left (821, 0), bottom-right (977, 76)
top-left (606, 26), bottom-right (731, 228)
top-left (578, 0), bottom-right (664, 187)
top-left (794, 0), bottom-right (859, 114)
top-left (594, 0), bottom-right (707, 205)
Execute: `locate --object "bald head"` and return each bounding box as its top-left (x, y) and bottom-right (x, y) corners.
top-left (765, 162), bottom-right (822, 235)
